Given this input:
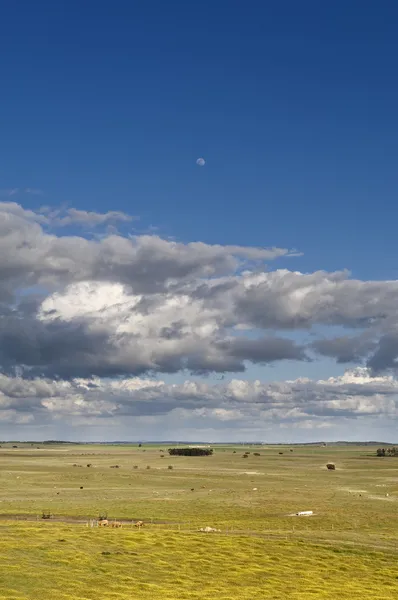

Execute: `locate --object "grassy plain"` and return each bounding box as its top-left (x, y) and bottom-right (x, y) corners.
top-left (0, 442), bottom-right (397, 598)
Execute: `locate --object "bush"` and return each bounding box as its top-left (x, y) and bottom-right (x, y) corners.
top-left (146, 465), bottom-right (151, 469)
top-left (168, 465), bottom-right (173, 470)
top-left (242, 454), bottom-right (248, 458)
top-left (168, 447), bottom-right (213, 456)
top-left (377, 447), bottom-right (398, 457)
top-left (253, 452), bottom-right (260, 456)
top-left (133, 465), bottom-right (138, 469)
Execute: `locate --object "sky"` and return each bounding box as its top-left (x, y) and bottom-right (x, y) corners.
top-left (1, 1), bottom-right (398, 442)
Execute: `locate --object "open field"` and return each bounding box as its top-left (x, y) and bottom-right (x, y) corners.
top-left (0, 442), bottom-right (398, 598)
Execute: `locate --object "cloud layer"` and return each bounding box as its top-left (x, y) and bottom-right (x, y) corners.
top-left (1, 368), bottom-right (398, 441)
top-left (1, 201), bottom-right (398, 439)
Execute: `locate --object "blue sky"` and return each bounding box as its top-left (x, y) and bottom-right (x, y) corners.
top-left (2, 0), bottom-right (398, 277)
top-left (1, 1), bottom-right (398, 440)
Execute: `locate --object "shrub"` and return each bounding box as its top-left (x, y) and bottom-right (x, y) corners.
top-left (326, 463), bottom-right (336, 470)
top-left (168, 465), bottom-right (173, 470)
top-left (146, 465), bottom-right (151, 469)
top-left (168, 447), bottom-right (213, 456)
top-left (242, 455), bottom-right (248, 458)
top-left (253, 452), bottom-right (260, 456)
top-left (133, 465), bottom-right (138, 469)
top-left (279, 452), bottom-right (283, 455)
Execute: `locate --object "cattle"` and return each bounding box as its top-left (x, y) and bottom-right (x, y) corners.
top-left (134, 520), bottom-right (144, 528)
top-left (98, 519), bottom-right (108, 527)
top-left (110, 521), bottom-right (122, 528)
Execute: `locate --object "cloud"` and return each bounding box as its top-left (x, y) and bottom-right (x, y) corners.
top-left (1, 368), bottom-right (398, 437)
top-left (0, 201), bottom-right (306, 379)
top-left (312, 333), bottom-right (377, 363)
top-left (0, 188), bottom-right (43, 197)
top-left (1, 200), bottom-right (398, 438)
top-left (51, 207), bottom-right (135, 227)
top-left (230, 269), bottom-right (398, 330)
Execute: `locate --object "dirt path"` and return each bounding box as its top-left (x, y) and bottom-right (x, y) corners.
top-left (0, 513), bottom-right (177, 525)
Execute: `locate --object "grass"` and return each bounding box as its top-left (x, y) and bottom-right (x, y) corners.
top-left (0, 442), bottom-right (397, 598)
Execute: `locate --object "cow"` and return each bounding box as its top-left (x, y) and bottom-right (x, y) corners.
top-left (98, 519), bottom-right (109, 527)
top-left (134, 520), bottom-right (144, 528)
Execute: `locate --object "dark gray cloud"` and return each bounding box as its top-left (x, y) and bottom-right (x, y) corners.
top-left (219, 336), bottom-right (308, 363)
top-left (312, 334), bottom-right (377, 364)
top-left (367, 333), bottom-right (398, 374)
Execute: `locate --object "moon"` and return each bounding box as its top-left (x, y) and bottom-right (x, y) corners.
top-left (196, 158), bottom-right (206, 167)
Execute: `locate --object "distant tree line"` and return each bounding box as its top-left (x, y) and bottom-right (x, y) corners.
top-left (168, 447), bottom-right (213, 456)
top-left (376, 447), bottom-right (398, 457)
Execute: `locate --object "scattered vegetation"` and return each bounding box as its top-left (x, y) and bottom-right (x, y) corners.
top-left (0, 443), bottom-right (397, 599)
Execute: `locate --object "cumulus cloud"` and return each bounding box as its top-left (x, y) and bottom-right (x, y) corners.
top-left (1, 200), bottom-right (398, 438)
top-left (0, 202), bottom-right (306, 379)
top-left (1, 368), bottom-right (398, 438)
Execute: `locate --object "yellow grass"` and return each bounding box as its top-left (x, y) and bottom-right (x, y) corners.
top-left (0, 442), bottom-right (397, 598)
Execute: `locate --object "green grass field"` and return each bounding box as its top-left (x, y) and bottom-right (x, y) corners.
top-left (0, 442), bottom-right (397, 598)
